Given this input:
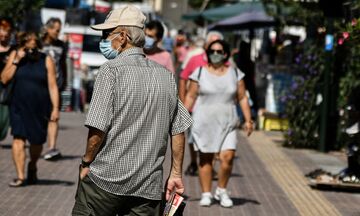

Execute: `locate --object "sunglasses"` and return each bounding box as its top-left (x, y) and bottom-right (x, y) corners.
top-left (102, 29), bottom-right (132, 41)
top-left (209, 49), bottom-right (224, 55)
top-left (102, 29), bottom-right (117, 39)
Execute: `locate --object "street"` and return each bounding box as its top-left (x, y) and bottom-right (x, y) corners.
top-left (0, 112), bottom-right (359, 216)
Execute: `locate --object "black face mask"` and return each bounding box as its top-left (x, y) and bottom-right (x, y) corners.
top-left (25, 48), bottom-right (40, 61)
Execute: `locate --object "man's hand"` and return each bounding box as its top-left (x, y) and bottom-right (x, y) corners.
top-left (165, 176), bottom-right (185, 201)
top-left (79, 166), bottom-right (90, 180)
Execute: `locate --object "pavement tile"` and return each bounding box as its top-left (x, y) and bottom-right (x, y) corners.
top-left (281, 141), bottom-right (360, 216)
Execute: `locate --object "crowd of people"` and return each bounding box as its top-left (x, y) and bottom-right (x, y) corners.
top-left (0, 4), bottom-right (256, 215)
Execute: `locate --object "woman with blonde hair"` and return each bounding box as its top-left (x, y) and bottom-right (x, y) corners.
top-left (1, 32), bottom-right (59, 187)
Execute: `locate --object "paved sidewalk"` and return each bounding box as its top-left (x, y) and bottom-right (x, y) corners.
top-left (0, 113), bottom-right (359, 215)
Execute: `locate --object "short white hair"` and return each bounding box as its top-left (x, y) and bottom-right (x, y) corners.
top-left (194, 37), bottom-right (205, 48)
top-left (206, 31), bottom-right (224, 43)
top-left (119, 26), bottom-right (145, 47)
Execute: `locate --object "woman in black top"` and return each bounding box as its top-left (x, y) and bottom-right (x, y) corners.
top-left (1, 32), bottom-right (59, 187)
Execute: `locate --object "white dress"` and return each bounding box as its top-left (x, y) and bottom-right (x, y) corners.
top-left (189, 66), bottom-right (245, 153)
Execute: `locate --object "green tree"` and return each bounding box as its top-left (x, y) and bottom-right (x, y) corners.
top-left (0, 0), bottom-right (45, 27)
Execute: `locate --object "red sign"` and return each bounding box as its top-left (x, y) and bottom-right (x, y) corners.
top-left (68, 33), bottom-right (83, 69)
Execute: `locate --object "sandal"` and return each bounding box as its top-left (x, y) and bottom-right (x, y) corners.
top-left (9, 178), bottom-right (26, 187)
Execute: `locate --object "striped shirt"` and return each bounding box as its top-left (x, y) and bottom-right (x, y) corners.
top-left (85, 47), bottom-right (192, 200)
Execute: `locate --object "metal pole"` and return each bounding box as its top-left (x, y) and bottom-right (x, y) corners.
top-left (319, 18), bottom-right (334, 152)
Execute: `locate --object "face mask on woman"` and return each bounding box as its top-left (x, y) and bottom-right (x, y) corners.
top-left (144, 36), bottom-right (155, 49)
top-left (209, 53), bottom-right (225, 64)
top-left (25, 48), bottom-right (40, 61)
top-left (99, 33), bottom-right (121, 59)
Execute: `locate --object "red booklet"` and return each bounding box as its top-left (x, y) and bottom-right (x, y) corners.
top-left (163, 191), bottom-right (185, 216)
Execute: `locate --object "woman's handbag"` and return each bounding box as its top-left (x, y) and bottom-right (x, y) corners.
top-left (0, 80), bottom-right (14, 105)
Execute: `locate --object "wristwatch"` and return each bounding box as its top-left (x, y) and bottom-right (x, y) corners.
top-left (81, 157), bottom-right (92, 168)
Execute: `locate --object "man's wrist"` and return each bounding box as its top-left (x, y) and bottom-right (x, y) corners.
top-left (170, 171), bottom-right (182, 178)
top-left (81, 156), bottom-right (92, 168)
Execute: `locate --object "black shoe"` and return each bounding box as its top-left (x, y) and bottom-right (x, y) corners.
top-left (185, 163), bottom-right (198, 176)
top-left (27, 163), bottom-right (38, 185)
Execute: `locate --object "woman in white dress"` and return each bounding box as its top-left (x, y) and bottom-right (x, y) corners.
top-left (184, 39), bottom-right (253, 208)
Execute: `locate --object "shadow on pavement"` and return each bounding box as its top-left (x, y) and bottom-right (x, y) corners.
top-left (312, 185), bottom-right (360, 193)
top-left (36, 179), bottom-right (75, 186)
top-left (0, 143), bottom-right (12, 149)
top-left (185, 196), bottom-right (260, 206)
top-left (232, 197), bottom-right (261, 206)
top-left (45, 155), bottom-right (82, 162)
top-left (59, 125), bottom-right (70, 130)
top-left (231, 173), bottom-right (243, 177)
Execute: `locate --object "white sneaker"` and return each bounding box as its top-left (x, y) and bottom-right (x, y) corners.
top-left (199, 192), bottom-right (213, 207)
top-left (214, 188), bottom-right (233, 208)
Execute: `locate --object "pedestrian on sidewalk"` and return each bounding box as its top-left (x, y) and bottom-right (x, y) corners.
top-left (0, 18), bottom-right (14, 142)
top-left (144, 20), bottom-right (175, 73)
top-left (184, 39), bottom-right (253, 208)
top-left (1, 31), bottom-right (59, 187)
top-left (41, 17), bottom-right (67, 160)
top-left (178, 31), bottom-right (223, 176)
top-left (72, 5), bottom-right (192, 216)
top-left (162, 31), bottom-right (174, 53)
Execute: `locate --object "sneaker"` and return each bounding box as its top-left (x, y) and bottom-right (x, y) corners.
top-left (185, 163), bottom-right (198, 176)
top-left (214, 188), bottom-right (233, 208)
top-left (199, 192), bottom-right (213, 207)
top-left (43, 149), bottom-right (62, 160)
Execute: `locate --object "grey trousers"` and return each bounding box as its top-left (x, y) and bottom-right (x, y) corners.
top-left (72, 175), bottom-right (161, 216)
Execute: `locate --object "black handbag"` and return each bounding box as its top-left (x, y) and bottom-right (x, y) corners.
top-left (0, 80), bottom-right (14, 105)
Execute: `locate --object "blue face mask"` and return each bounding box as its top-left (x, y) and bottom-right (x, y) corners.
top-left (99, 34), bottom-right (120, 59)
top-left (144, 36), bottom-right (155, 49)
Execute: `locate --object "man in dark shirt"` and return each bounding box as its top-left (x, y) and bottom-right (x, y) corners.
top-left (41, 17), bottom-right (67, 160)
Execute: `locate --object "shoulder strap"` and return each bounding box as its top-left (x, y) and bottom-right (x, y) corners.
top-left (197, 66), bottom-right (203, 80)
top-left (234, 67), bottom-right (239, 79)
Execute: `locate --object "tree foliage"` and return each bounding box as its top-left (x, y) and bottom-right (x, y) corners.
top-left (264, 0), bottom-right (360, 149)
top-left (263, 0), bottom-right (324, 28)
top-left (0, 0), bottom-right (45, 27)
top-left (336, 18), bottom-right (360, 108)
top-left (283, 45), bottom-right (325, 148)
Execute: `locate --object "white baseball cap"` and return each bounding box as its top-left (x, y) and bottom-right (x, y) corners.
top-left (91, 5), bottom-right (146, 30)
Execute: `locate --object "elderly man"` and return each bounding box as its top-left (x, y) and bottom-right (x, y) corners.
top-left (72, 5), bottom-right (192, 216)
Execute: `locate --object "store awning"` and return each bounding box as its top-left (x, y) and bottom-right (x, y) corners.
top-left (209, 10), bottom-right (276, 31)
top-left (182, 2), bottom-right (266, 22)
